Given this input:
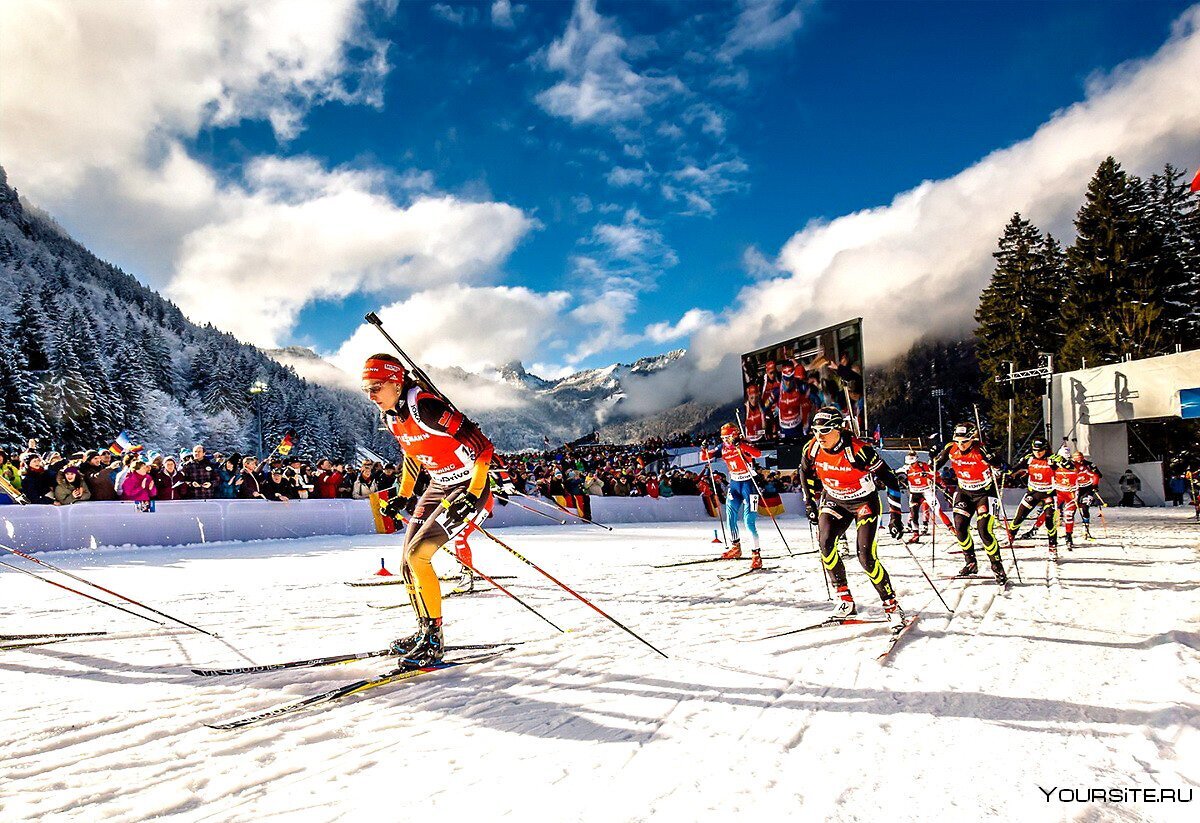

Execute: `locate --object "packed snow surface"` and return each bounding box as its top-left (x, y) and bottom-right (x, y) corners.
top-left (1, 509), bottom-right (1197, 822)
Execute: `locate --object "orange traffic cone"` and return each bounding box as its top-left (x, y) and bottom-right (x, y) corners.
top-left (374, 557), bottom-right (394, 577)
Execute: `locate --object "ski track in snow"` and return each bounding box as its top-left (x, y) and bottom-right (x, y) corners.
top-left (1, 509), bottom-right (1197, 821)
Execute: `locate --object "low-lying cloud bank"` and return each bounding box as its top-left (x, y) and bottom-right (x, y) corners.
top-left (615, 6), bottom-right (1200, 418)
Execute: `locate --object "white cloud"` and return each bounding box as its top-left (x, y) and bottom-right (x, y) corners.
top-left (490, 0), bottom-right (523, 29)
top-left (536, 0), bottom-right (683, 126)
top-left (0, 0), bottom-right (385, 195)
top-left (742, 245), bottom-right (780, 279)
top-left (606, 166), bottom-right (649, 187)
top-left (720, 0), bottom-right (804, 61)
top-left (621, 6), bottom-right (1200, 414)
top-left (432, 4), bottom-right (468, 26)
top-left (167, 158), bottom-right (536, 345)
top-left (331, 285), bottom-right (572, 378)
top-left (0, 0), bottom-right (541, 349)
top-left (644, 308), bottom-right (716, 344)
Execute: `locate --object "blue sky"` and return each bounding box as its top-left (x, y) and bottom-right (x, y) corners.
top-left (4, 0), bottom-right (1198, 390)
top-left (205, 0), bottom-right (1193, 366)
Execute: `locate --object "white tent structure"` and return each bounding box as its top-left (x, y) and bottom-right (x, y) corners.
top-left (1050, 349), bottom-right (1200, 506)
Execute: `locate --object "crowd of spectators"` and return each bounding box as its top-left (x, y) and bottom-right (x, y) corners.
top-left (0, 438), bottom-right (405, 507)
top-left (0, 435), bottom-right (803, 509)
top-left (498, 439), bottom-right (802, 501)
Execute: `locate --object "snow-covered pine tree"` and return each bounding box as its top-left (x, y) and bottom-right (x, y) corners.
top-left (1062, 157), bottom-right (1162, 367)
top-left (1145, 164), bottom-right (1200, 349)
top-left (976, 214), bottom-right (1065, 439)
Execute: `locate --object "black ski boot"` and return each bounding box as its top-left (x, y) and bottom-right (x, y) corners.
top-left (397, 618), bottom-right (444, 668)
top-left (989, 557), bottom-right (1008, 585)
top-left (957, 553), bottom-right (978, 577)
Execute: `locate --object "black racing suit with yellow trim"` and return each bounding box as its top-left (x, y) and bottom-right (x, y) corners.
top-left (799, 433), bottom-right (905, 603)
top-left (933, 442), bottom-right (1004, 568)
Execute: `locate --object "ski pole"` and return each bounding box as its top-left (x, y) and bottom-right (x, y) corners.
top-left (702, 449), bottom-right (730, 548)
top-left (386, 513), bottom-right (568, 633)
top-left (0, 541), bottom-right (217, 637)
top-left (734, 410), bottom-right (794, 556)
top-left (438, 539), bottom-right (566, 634)
top-left (899, 539), bottom-right (953, 614)
top-left (364, 311), bottom-right (461, 413)
top-left (501, 495), bottom-right (568, 525)
top-left (0, 559), bottom-right (164, 626)
top-left (515, 491), bottom-right (612, 531)
top-left (516, 489), bottom-right (614, 535)
top-left (973, 405), bottom-right (1021, 584)
top-left (0, 475), bottom-right (29, 505)
top-left (806, 519), bottom-right (832, 600)
top-left (476, 526), bottom-right (667, 658)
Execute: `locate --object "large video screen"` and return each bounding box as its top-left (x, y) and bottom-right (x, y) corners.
top-left (739, 318), bottom-right (866, 446)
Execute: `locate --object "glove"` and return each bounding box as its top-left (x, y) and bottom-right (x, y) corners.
top-left (381, 494), bottom-right (412, 520)
top-left (440, 491), bottom-right (481, 531)
top-left (887, 513), bottom-right (904, 540)
top-left (805, 503), bottom-right (819, 525)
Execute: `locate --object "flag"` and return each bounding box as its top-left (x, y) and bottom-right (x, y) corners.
top-left (757, 490), bottom-right (785, 517)
top-left (700, 446), bottom-right (711, 463)
top-left (1191, 166), bottom-right (1200, 193)
top-left (543, 435), bottom-right (551, 448)
top-left (276, 429), bottom-right (297, 456)
top-left (873, 423), bottom-right (882, 445)
top-left (369, 488), bottom-right (399, 534)
top-left (107, 431), bottom-right (143, 456)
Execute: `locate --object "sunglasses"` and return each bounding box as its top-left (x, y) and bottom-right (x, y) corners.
top-left (362, 382), bottom-right (387, 394)
top-left (812, 425), bottom-right (839, 435)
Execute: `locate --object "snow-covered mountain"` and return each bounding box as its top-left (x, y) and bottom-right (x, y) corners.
top-left (263, 346), bottom-right (698, 450)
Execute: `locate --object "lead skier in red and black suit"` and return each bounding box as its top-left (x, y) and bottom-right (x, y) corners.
top-left (933, 422), bottom-right (1008, 583)
top-left (361, 353), bottom-right (495, 667)
top-left (799, 406), bottom-right (908, 628)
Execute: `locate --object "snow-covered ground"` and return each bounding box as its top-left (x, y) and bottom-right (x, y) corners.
top-left (1, 508), bottom-right (1197, 822)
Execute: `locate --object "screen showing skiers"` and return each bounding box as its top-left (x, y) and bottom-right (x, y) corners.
top-left (739, 318), bottom-right (866, 446)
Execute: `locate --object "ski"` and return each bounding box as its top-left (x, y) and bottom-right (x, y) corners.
top-left (438, 574), bottom-right (515, 582)
top-left (758, 615), bottom-right (889, 641)
top-left (1, 638), bottom-right (76, 651)
top-left (205, 648), bottom-right (513, 730)
top-left (877, 613), bottom-right (920, 663)
top-left (0, 631), bottom-right (107, 641)
top-left (191, 642), bottom-right (519, 677)
top-left (369, 588), bottom-right (480, 609)
top-left (347, 575), bottom-right (514, 587)
top-left (653, 554), bottom-right (785, 569)
top-left (720, 566), bottom-right (774, 582)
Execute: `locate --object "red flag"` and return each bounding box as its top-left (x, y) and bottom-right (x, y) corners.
top-left (1191, 167), bottom-right (1200, 193)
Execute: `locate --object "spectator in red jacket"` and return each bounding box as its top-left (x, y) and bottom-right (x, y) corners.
top-left (313, 459), bottom-right (343, 499)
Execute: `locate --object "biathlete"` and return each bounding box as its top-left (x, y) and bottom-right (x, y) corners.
top-left (362, 353), bottom-right (495, 667)
top-left (1007, 438), bottom-right (1059, 557)
top-left (798, 406), bottom-right (908, 627)
top-left (933, 422), bottom-right (1008, 583)
top-left (902, 450), bottom-right (951, 539)
top-left (717, 423), bottom-right (764, 569)
top-left (1073, 452), bottom-right (1103, 540)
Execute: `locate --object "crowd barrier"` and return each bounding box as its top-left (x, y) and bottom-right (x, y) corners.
top-left (0, 489), bottom-right (1036, 555)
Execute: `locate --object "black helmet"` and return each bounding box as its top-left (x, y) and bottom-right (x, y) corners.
top-left (810, 406), bottom-right (845, 434)
top-left (1031, 437), bottom-right (1049, 452)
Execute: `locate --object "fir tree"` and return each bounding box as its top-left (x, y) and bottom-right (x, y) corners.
top-left (975, 214), bottom-right (1065, 437)
top-left (1062, 157), bottom-right (1164, 367)
top-left (1145, 164), bottom-right (1200, 349)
